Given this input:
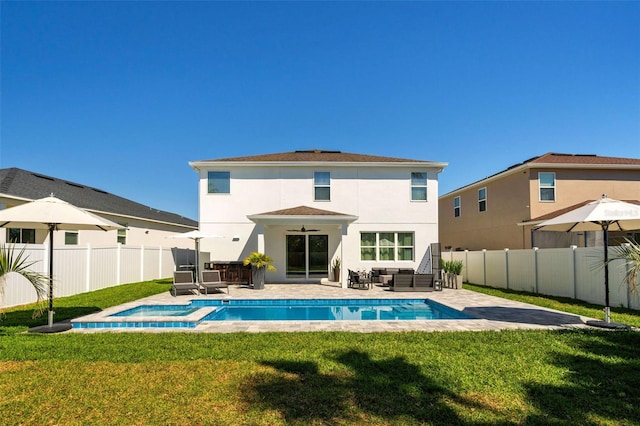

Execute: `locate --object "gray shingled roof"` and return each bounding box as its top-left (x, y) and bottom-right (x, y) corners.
top-left (0, 168), bottom-right (197, 227)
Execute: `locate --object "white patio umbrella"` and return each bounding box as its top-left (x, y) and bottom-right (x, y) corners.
top-left (170, 230), bottom-right (224, 283)
top-left (535, 195), bottom-right (640, 324)
top-left (0, 195), bottom-right (124, 328)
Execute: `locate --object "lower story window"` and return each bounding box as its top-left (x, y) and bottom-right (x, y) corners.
top-left (7, 228), bottom-right (36, 244)
top-left (360, 232), bottom-right (414, 261)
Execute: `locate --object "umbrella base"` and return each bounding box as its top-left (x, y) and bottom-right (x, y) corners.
top-left (29, 321), bottom-right (73, 334)
top-left (585, 320), bottom-right (631, 330)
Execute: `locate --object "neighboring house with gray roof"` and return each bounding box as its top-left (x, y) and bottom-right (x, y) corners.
top-left (0, 168), bottom-right (197, 247)
top-left (189, 149), bottom-right (447, 287)
top-left (438, 153), bottom-right (640, 250)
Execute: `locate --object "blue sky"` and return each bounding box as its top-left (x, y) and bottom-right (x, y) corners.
top-left (2, 1), bottom-right (638, 221)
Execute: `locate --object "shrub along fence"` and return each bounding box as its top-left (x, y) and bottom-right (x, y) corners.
top-left (444, 247), bottom-right (640, 310)
top-left (3, 244), bottom-right (194, 309)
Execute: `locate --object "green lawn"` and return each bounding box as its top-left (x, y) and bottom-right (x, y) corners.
top-left (0, 280), bottom-right (639, 425)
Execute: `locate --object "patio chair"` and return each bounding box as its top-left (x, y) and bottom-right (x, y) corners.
top-left (348, 269), bottom-right (361, 288)
top-left (200, 270), bottom-right (230, 295)
top-left (172, 270), bottom-right (199, 296)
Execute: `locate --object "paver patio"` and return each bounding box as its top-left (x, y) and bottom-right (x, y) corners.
top-left (71, 282), bottom-right (596, 333)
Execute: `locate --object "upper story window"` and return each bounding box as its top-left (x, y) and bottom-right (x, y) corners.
top-left (454, 196), bottom-right (461, 217)
top-left (314, 172), bottom-right (330, 201)
top-left (117, 229), bottom-right (127, 245)
top-left (207, 171), bottom-right (230, 194)
top-left (65, 231), bottom-right (78, 245)
top-left (539, 172), bottom-right (556, 201)
top-left (411, 172), bottom-right (427, 201)
top-left (7, 228), bottom-right (35, 244)
top-left (478, 188), bottom-right (487, 212)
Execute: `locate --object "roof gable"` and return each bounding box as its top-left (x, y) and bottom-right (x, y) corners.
top-left (0, 168), bottom-right (197, 227)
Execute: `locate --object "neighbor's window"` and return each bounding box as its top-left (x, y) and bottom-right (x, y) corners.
top-left (454, 196), bottom-right (461, 217)
top-left (65, 231), bottom-right (78, 245)
top-left (314, 172), bottom-right (331, 201)
top-left (539, 172), bottom-right (556, 201)
top-left (360, 232), bottom-right (414, 261)
top-left (117, 229), bottom-right (127, 245)
top-left (207, 171), bottom-right (231, 194)
top-left (478, 188), bottom-right (487, 212)
top-left (411, 172), bottom-right (427, 201)
top-left (7, 228), bottom-right (35, 244)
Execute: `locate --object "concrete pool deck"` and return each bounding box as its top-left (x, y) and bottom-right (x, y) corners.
top-left (70, 282), bottom-right (598, 333)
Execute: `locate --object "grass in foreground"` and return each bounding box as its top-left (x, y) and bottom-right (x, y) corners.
top-left (0, 279), bottom-right (639, 425)
top-left (1, 329), bottom-right (639, 425)
top-left (464, 283), bottom-right (640, 328)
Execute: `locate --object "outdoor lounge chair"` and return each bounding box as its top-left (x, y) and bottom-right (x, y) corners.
top-left (172, 270), bottom-right (199, 296)
top-left (200, 270), bottom-right (230, 295)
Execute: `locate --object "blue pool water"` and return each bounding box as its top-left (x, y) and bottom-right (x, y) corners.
top-left (112, 299), bottom-right (469, 321)
top-left (73, 299), bottom-right (472, 329)
top-left (202, 299), bottom-right (467, 321)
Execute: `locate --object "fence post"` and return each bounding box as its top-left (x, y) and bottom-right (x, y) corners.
top-left (482, 249), bottom-right (487, 286)
top-left (116, 243), bottom-right (122, 285)
top-left (159, 246), bottom-right (163, 280)
top-left (571, 245), bottom-right (578, 300)
top-left (140, 245), bottom-right (145, 282)
top-left (504, 248), bottom-right (510, 290)
top-left (86, 244), bottom-right (92, 292)
top-left (533, 247), bottom-right (539, 294)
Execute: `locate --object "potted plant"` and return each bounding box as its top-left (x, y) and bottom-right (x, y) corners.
top-left (243, 252), bottom-right (276, 290)
top-left (449, 260), bottom-right (464, 289)
top-left (331, 257), bottom-right (341, 283)
top-left (440, 259), bottom-right (451, 287)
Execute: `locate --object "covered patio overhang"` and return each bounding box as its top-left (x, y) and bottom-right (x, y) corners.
top-left (247, 206), bottom-right (358, 286)
top-left (247, 205), bottom-right (358, 252)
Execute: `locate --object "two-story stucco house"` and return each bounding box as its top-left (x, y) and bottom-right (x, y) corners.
top-left (189, 150), bottom-right (447, 287)
top-left (438, 153), bottom-right (640, 251)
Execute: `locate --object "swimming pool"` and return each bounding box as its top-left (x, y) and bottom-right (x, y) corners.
top-left (72, 299), bottom-right (472, 329)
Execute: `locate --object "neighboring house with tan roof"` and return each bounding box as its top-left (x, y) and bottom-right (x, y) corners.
top-left (438, 153), bottom-right (640, 251)
top-left (189, 149), bottom-right (447, 286)
top-left (0, 168), bottom-right (197, 247)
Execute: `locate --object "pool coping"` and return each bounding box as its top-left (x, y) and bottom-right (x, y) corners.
top-left (69, 283), bottom-right (597, 333)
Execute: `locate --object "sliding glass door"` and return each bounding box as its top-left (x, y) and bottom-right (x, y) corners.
top-left (286, 234), bottom-right (328, 279)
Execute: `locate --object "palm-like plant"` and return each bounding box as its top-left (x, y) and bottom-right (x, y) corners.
top-left (0, 244), bottom-right (48, 318)
top-left (243, 252), bottom-right (277, 271)
top-left (610, 238), bottom-right (640, 294)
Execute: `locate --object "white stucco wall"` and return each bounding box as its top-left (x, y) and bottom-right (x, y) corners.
top-left (195, 164), bottom-right (442, 284)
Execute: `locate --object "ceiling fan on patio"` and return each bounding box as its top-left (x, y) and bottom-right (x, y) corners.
top-left (287, 225), bottom-right (320, 232)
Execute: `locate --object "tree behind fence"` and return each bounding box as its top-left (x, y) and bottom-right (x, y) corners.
top-left (3, 244), bottom-right (194, 308)
top-left (443, 247), bottom-right (640, 310)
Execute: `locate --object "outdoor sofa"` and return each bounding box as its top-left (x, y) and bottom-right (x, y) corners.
top-left (388, 273), bottom-right (439, 292)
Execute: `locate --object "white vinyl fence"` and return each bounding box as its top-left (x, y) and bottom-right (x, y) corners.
top-left (3, 244), bottom-right (195, 309)
top-left (444, 247), bottom-right (640, 310)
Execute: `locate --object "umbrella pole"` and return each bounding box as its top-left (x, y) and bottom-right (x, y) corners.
top-left (603, 223), bottom-right (610, 323)
top-left (48, 224), bottom-right (55, 328)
